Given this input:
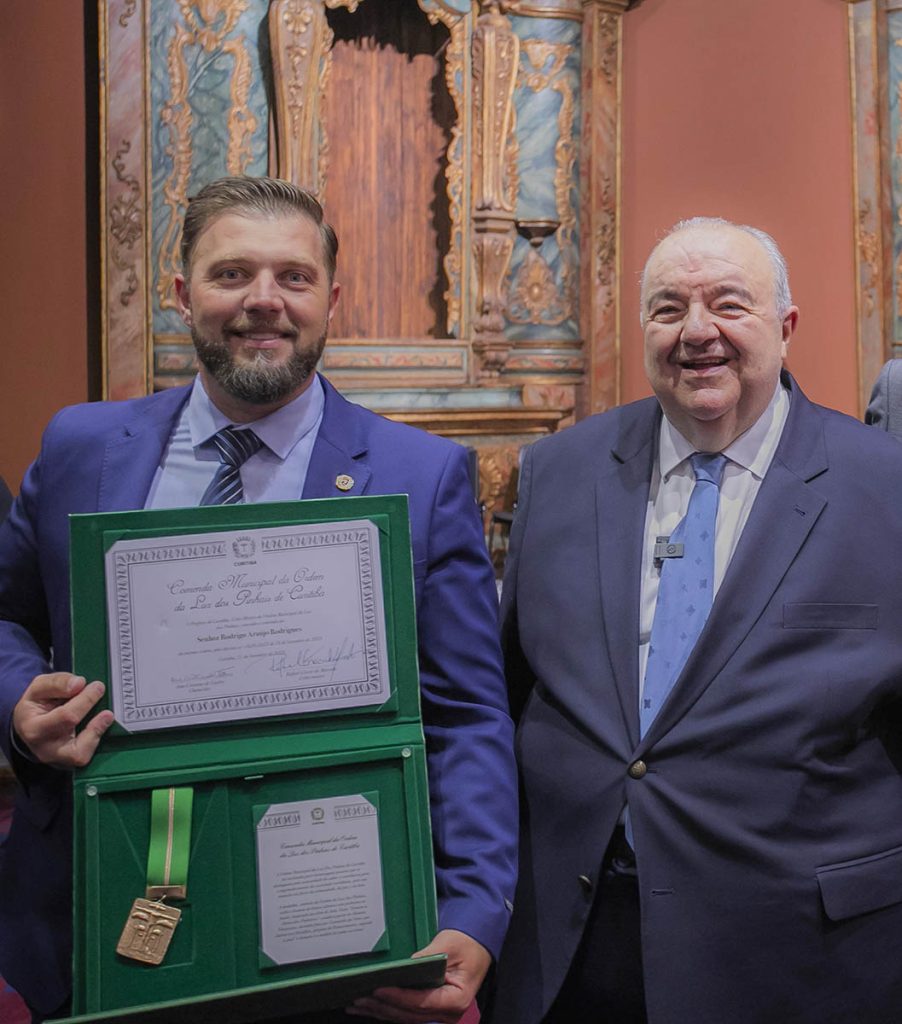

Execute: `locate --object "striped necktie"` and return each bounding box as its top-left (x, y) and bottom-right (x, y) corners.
top-left (199, 427), bottom-right (263, 506)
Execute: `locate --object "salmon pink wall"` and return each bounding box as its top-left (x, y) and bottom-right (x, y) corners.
top-left (0, 2), bottom-right (88, 492)
top-left (620, 0), bottom-right (858, 416)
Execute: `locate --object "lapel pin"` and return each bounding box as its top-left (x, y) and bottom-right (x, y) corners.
top-left (335, 474), bottom-right (354, 492)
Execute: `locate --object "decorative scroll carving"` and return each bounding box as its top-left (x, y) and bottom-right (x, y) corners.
top-left (510, 248), bottom-right (560, 322)
top-left (156, 1), bottom-right (258, 313)
top-left (110, 140), bottom-right (142, 307)
top-left (270, 0), bottom-right (333, 194)
top-left (598, 11), bottom-right (618, 85)
top-left (437, 15), bottom-right (467, 338)
top-left (857, 200), bottom-right (878, 319)
top-left (119, 0), bottom-right (138, 27)
top-left (472, 1), bottom-right (519, 377)
top-left (595, 166), bottom-right (615, 296)
top-left (473, 4), bottom-right (517, 211)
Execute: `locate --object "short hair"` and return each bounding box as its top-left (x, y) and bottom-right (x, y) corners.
top-left (180, 176), bottom-right (338, 282)
top-left (640, 216), bottom-right (793, 323)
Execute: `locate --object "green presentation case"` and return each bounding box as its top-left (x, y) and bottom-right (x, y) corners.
top-left (62, 496), bottom-right (443, 1023)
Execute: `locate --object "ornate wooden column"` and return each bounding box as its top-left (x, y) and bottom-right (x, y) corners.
top-left (100, 0), bottom-right (152, 400)
top-left (580, 0), bottom-right (632, 416)
top-left (472, 1), bottom-right (519, 377)
top-left (848, 0), bottom-right (895, 412)
top-left (269, 0), bottom-right (333, 196)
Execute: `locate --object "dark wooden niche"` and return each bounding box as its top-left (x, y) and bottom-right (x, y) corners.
top-left (323, 0), bottom-right (453, 341)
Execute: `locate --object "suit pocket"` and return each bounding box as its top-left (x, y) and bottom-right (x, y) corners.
top-left (816, 843), bottom-right (902, 921)
top-left (783, 603), bottom-right (878, 629)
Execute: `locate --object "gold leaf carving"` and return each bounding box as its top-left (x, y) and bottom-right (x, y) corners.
top-left (440, 17), bottom-right (466, 338)
top-left (509, 249), bottom-right (562, 323)
top-left (596, 169), bottom-right (615, 292)
top-left (598, 12), bottom-right (617, 86)
top-left (110, 139), bottom-right (141, 307)
top-left (157, 1), bottom-right (257, 312)
top-left (472, 3), bottom-right (519, 374)
top-left (271, 1), bottom-right (333, 196)
top-left (473, 3), bottom-right (519, 213)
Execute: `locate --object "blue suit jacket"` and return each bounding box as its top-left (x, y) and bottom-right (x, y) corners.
top-left (492, 374), bottom-right (902, 1024)
top-left (0, 377), bottom-right (517, 1014)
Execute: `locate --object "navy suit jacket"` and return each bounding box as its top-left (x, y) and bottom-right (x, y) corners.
top-left (0, 377), bottom-right (517, 1014)
top-left (492, 374), bottom-right (902, 1024)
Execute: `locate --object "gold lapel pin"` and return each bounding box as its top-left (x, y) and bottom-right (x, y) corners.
top-left (335, 474), bottom-right (354, 491)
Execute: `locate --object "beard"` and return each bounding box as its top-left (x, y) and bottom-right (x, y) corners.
top-left (192, 320), bottom-right (327, 406)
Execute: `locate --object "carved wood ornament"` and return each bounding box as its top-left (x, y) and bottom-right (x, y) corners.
top-left (472, 2), bottom-right (519, 377)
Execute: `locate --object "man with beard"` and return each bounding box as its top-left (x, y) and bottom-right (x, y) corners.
top-left (0, 177), bottom-right (516, 1023)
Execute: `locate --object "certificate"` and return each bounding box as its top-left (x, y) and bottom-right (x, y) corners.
top-left (255, 795), bottom-right (386, 966)
top-left (105, 519), bottom-right (390, 732)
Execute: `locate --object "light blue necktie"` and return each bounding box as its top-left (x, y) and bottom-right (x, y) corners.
top-left (199, 427), bottom-right (263, 506)
top-left (640, 452), bottom-right (728, 737)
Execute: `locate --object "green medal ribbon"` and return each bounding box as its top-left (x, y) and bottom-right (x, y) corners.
top-left (145, 787), bottom-right (193, 901)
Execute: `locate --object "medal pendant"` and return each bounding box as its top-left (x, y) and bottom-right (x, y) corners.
top-left (116, 897), bottom-right (181, 965)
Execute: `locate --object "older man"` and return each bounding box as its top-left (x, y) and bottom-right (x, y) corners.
top-left (490, 218), bottom-right (902, 1024)
top-left (0, 177), bottom-right (516, 1023)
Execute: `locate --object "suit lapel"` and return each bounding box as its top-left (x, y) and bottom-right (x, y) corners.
top-left (596, 400), bottom-right (659, 748)
top-left (639, 375), bottom-right (829, 748)
top-left (97, 387), bottom-right (191, 512)
top-left (302, 377), bottom-right (372, 499)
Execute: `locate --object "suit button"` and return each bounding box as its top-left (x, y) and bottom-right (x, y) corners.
top-left (628, 760), bottom-right (647, 779)
top-left (578, 874), bottom-right (593, 893)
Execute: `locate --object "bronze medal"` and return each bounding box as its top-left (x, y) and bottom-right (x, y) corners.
top-left (116, 897), bottom-right (181, 965)
top-left (116, 787), bottom-right (194, 966)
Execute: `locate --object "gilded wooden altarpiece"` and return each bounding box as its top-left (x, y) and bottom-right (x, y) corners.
top-left (99, 0), bottom-right (636, 526)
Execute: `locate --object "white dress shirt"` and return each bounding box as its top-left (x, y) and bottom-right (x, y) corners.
top-left (638, 382), bottom-right (790, 697)
top-left (145, 374), bottom-right (325, 509)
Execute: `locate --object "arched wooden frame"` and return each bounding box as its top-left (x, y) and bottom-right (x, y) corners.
top-left (98, 0), bottom-right (635, 527)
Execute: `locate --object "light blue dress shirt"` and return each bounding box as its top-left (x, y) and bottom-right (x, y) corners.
top-left (145, 374), bottom-right (325, 509)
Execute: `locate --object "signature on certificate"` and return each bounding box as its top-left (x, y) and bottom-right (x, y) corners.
top-left (259, 636), bottom-right (362, 682)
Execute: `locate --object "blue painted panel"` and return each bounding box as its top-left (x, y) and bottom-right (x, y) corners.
top-left (507, 17), bottom-right (581, 341)
top-left (150, 0), bottom-right (271, 333)
top-left (420, 0), bottom-right (470, 15)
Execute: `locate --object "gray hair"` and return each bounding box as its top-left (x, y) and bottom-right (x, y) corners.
top-left (640, 216), bottom-right (792, 324)
top-left (180, 176), bottom-right (338, 282)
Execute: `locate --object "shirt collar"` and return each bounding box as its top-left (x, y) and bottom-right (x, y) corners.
top-left (658, 379), bottom-right (790, 481)
top-left (188, 372), bottom-right (325, 461)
